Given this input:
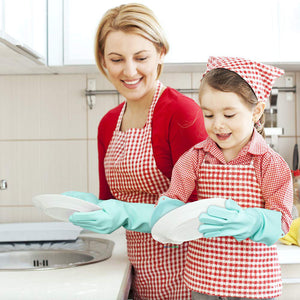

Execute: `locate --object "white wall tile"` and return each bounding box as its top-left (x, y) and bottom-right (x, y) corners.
top-left (88, 140), bottom-right (99, 197)
top-left (0, 74), bottom-right (88, 140)
top-left (0, 140), bottom-right (88, 206)
top-left (39, 74), bottom-right (87, 139)
top-left (191, 72), bottom-right (203, 89)
top-left (0, 75), bottom-right (42, 139)
top-left (0, 206), bottom-right (54, 223)
top-left (87, 74), bottom-right (120, 139)
top-left (160, 72), bottom-right (192, 89)
top-left (87, 93), bottom-right (120, 139)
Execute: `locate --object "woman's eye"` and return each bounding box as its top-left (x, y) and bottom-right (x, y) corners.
top-left (136, 57), bottom-right (148, 61)
top-left (111, 58), bottom-right (122, 63)
top-left (204, 115), bottom-right (213, 118)
top-left (225, 114), bottom-right (235, 118)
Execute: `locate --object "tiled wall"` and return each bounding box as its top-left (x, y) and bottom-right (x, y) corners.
top-left (0, 71), bottom-right (299, 223)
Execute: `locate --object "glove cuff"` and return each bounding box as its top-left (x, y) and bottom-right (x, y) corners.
top-left (150, 196), bottom-right (185, 227)
top-left (248, 208), bottom-right (284, 246)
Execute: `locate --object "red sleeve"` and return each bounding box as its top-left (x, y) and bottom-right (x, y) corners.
top-left (152, 87), bottom-right (207, 179)
top-left (152, 87), bottom-right (207, 201)
top-left (97, 103), bottom-right (124, 200)
top-left (255, 151), bottom-right (293, 233)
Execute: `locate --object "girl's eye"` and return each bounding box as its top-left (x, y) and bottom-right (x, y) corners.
top-left (204, 115), bottom-right (213, 118)
top-left (225, 114), bottom-right (235, 118)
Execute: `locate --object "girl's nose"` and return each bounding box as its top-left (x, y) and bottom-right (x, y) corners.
top-left (213, 118), bottom-right (225, 130)
top-left (123, 60), bottom-right (137, 77)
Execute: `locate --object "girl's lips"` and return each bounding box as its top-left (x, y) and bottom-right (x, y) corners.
top-left (121, 78), bottom-right (143, 89)
top-left (216, 133), bottom-right (231, 141)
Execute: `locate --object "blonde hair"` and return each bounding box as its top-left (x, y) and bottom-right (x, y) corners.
top-left (94, 3), bottom-right (169, 78)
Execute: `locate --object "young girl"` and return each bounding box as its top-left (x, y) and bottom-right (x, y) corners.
top-left (153, 56), bottom-right (293, 300)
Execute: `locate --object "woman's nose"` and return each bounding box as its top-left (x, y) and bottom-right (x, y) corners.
top-left (123, 60), bottom-right (137, 77)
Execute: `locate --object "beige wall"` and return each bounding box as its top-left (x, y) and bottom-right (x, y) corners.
top-left (0, 71), bottom-right (299, 223)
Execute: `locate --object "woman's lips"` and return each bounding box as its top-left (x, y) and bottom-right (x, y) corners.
top-left (216, 133), bottom-right (231, 140)
top-left (122, 78), bottom-right (142, 89)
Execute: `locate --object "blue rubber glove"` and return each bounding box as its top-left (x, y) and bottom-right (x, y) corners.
top-left (199, 199), bottom-right (284, 246)
top-left (151, 196), bottom-right (185, 227)
top-left (62, 191), bottom-right (101, 205)
top-left (68, 194), bottom-right (184, 234)
top-left (69, 200), bottom-right (155, 233)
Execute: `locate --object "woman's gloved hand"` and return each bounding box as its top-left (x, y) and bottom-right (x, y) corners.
top-left (62, 191), bottom-right (101, 205)
top-left (68, 195), bottom-right (184, 234)
top-left (150, 196), bottom-right (185, 227)
top-left (199, 199), bottom-right (284, 246)
top-left (69, 200), bottom-right (155, 234)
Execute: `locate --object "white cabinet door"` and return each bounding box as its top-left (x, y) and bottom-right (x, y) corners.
top-left (2, 0), bottom-right (47, 61)
top-left (62, 0), bottom-right (300, 65)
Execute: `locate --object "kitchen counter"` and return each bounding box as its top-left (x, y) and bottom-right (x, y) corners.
top-left (1, 226), bottom-right (300, 300)
top-left (0, 227), bottom-right (131, 300)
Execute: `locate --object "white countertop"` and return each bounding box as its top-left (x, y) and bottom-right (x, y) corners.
top-left (0, 227), bottom-right (131, 300)
top-left (276, 242), bottom-right (300, 264)
top-left (0, 224), bottom-right (299, 300)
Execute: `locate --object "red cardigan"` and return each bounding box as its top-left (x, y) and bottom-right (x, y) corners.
top-left (97, 86), bottom-right (207, 200)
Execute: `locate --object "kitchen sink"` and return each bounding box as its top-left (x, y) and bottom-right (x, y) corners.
top-left (0, 236), bottom-right (114, 271)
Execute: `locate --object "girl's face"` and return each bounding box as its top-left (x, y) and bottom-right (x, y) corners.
top-left (103, 31), bottom-right (164, 102)
top-left (200, 85), bottom-right (264, 161)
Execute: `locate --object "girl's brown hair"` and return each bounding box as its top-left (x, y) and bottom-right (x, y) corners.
top-left (199, 68), bottom-right (265, 137)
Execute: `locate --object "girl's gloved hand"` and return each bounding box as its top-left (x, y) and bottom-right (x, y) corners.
top-left (62, 191), bottom-right (101, 205)
top-left (199, 199), bottom-right (284, 246)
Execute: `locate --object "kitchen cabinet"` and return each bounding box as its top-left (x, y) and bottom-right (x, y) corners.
top-left (0, 0), bottom-right (50, 74)
top-left (0, 0), bottom-right (47, 62)
top-left (62, 0), bottom-right (300, 65)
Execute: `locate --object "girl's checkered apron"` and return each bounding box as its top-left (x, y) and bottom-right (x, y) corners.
top-left (184, 159), bottom-right (282, 299)
top-left (104, 82), bottom-right (191, 300)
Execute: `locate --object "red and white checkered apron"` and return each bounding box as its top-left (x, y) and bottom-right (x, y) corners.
top-left (184, 159), bottom-right (282, 299)
top-left (104, 82), bottom-right (191, 300)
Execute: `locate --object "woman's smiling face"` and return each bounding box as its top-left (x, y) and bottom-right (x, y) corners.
top-left (200, 85), bottom-right (257, 160)
top-left (103, 31), bottom-right (164, 102)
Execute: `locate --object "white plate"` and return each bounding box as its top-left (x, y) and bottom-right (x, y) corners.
top-left (151, 198), bottom-right (226, 244)
top-left (32, 194), bottom-right (101, 222)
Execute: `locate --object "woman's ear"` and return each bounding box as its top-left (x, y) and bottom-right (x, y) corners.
top-left (102, 56), bottom-right (107, 69)
top-left (158, 48), bottom-right (166, 64)
top-left (253, 102), bottom-right (266, 122)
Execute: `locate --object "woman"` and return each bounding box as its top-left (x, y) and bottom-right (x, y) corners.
top-left (65, 3), bottom-right (207, 299)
